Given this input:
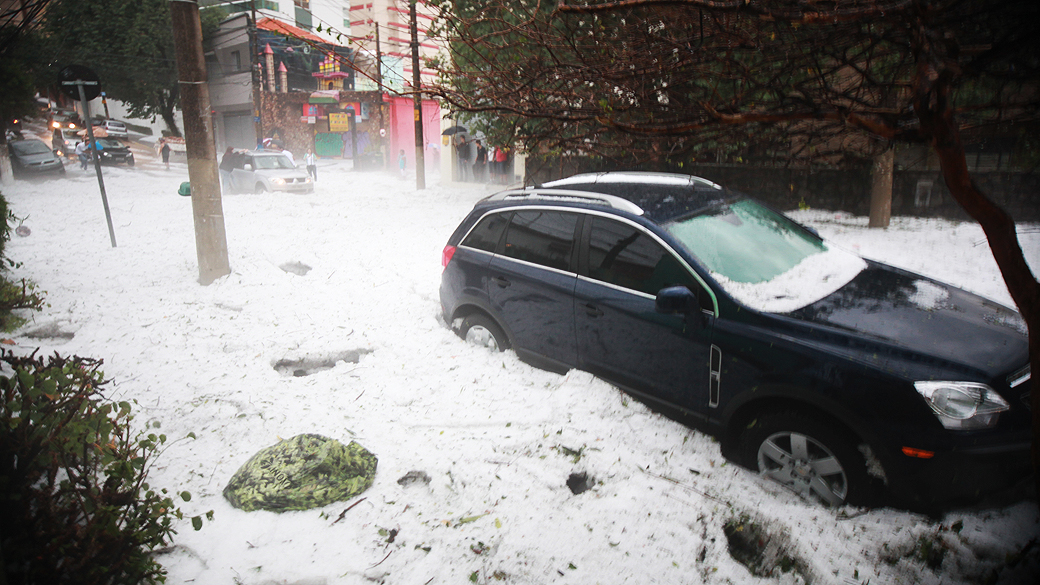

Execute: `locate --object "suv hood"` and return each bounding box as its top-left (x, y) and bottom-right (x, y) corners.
top-left (255, 168), bottom-right (307, 179)
top-left (785, 262), bottom-right (1028, 377)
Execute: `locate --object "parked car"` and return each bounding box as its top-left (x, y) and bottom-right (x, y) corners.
top-left (91, 138), bottom-right (134, 166)
top-left (439, 172), bottom-right (1031, 510)
top-left (94, 119), bottom-right (129, 140)
top-left (52, 127), bottom-right (83, 158)
top-left (9, 139), bottom-right (65, 177)
top-left (228, 150), bottom-right (313, 194)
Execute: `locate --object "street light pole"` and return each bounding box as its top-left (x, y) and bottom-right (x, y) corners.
top-left (410, 0), bottom-right (425, 189)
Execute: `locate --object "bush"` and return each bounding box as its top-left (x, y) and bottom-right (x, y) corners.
top-left (0, 192), bottom-right (45, 330)
top-left (0, 350), bottom-right (192, 584)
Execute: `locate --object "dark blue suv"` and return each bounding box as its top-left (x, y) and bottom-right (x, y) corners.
top-left (439, 172), bottom-right (1032, 509)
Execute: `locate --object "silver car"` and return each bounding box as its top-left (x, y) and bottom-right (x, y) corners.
top-left (100, 120), bottom-right (129, 140)
top-left (229, 151), bottom-right (313, 194)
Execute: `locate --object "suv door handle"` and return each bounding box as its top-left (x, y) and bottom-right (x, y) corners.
top-left (492, 276), bottom-right (511, 288)
top-left (583, 303), bottom-right (603, 317)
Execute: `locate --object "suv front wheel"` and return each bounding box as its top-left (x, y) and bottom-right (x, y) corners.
top-left (739, 411), bottom-right (874, 507)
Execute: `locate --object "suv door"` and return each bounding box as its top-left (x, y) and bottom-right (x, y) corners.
top-left (230, 154), bottom-right (255, 192)
top-left (487, 209), bottom-right (580, 368)
top-left (574, 214), bottom-right (716, 412)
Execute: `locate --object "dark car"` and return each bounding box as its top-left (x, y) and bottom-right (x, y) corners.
top-left (91, 138), bottom-right (134, 166)
top-left (9, 139), bottom-right (65, 178)
top-left (439, 172), bottom-right (1031, 510)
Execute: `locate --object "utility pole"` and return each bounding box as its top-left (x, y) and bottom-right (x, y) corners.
top-left (170, 0), bottom-right (231, 285)
top-left (409, 0), bottom-right (425, 189)
top-left (375, 26), bottom-right (386, 169)
top-left (250, 2), bottom-right (263, 144)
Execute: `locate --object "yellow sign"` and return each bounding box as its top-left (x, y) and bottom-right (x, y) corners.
top-left (329, 112), bottom-right (350, 132)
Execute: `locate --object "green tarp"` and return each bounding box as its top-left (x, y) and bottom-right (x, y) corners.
top-left (223, 434), bottom-right (377, 512)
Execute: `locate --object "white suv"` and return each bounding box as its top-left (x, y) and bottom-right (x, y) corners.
top-left (228, 150), bottom-right (313, 194)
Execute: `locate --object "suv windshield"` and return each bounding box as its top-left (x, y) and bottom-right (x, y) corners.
top-left (254, 155), bottom-right (294, 169)
top-left (666, 199), bottom-right (866, 312)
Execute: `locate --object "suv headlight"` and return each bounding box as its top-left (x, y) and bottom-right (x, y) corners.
top-left (914, 381), bottom-right (1010, 430)
top-left (272, 177), bottom-right (286, 185)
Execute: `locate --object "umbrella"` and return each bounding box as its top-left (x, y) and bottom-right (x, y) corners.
top-left (77, 126), bottom-right (108, 138)
top-left (441, 125), bottom-right (467, 136)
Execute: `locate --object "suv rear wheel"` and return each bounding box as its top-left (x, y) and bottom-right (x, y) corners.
top-left (458, 314), bottom-right (509, 352)
top-left (739, 411), bottom-right (873, 507)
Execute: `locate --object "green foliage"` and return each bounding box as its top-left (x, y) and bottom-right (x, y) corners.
top-left (431, 0), bottom-right (1040, 169)
top-left (41, 0), bottom-right (227, 136)
top-left (0, 350), bottom-right (198, 584)
top-left (0, 194), bottom-right (45, 330)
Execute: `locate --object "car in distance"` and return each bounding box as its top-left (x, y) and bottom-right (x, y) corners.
top-left (91, 138), bottom-right (135, 166)
top-left (49, 108), bottom-right (81, 130)
top-left (439, 172), bottom-right (1031, 510)
top-left (228, 150), bottom-right (313, 194)
top-left (52, 128), bottom-right (83, 158)
top-left (9, 139), bottom-right (65, 177)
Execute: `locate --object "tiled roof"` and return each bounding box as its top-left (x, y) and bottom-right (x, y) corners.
top-left (257, 17), bottom-right (335, 46)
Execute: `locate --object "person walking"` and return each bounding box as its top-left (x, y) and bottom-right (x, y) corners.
top-left (219, 147), bottom-right (236, 192)
top-left (305, 149), bottom-right (317, 181)
top-left (281, 148), bottom-right (296, 167)
top-left (75, 139), bottom-right (89, 170)
top-left (453, 134), bottom-right (470, 181)
top-left (160, 140), bottom-right (171, 170)
top-left (494, 145), bottom-right (509, 184)
top-left (472, 140), bottom-right (487, 183)
top-left (398, 149), bottom-right (407, 178)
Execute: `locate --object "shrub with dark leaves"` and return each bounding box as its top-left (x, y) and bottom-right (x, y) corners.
top-left (0, 350), bottom-right (186, 584)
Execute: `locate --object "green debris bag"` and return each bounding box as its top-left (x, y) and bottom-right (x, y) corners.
top-left (223, 434), bottom-right (377, 512)
top-left (178, 182), bottom-right (191, 196)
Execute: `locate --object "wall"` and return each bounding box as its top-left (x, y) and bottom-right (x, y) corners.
top-left (525, 157), bottom-right (1040, 221)
top-left (259, 90), bottom-right (388, 160)
top-left (387, 95), bottom-right (442, 174)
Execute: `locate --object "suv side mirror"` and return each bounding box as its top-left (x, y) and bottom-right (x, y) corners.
top-left (244, 163), bottom-right (254, 171)
top-left (655, 286), bottom-right (699, 314)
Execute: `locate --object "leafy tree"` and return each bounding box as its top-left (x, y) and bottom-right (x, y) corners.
top-left (0, 0), bottom-right (53, 183)
top-left (429, 0), bottom-right (1040, 499)
top-left (42, 0), bottom-right (225, 136)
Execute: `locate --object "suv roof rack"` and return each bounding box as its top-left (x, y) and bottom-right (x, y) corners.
top-left (486, 188), bottom-right (646, 216)
top-left (544, 171), bottom-right (723, 191)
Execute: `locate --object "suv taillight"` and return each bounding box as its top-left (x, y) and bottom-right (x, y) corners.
top-left (441, 245), bottom-right (456, 270)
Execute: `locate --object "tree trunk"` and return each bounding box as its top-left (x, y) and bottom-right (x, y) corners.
top-left (160, 107), bottom-right (182, 138)
top-left (913, 32), bottom-right (1040, 501)
top-left (0, 144), bottom-right (13, 187)
top-left (868, 148), bottom-right (893, 228)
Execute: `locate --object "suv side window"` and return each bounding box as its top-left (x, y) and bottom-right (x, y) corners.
top-left (461, 212), bottom-right (509, 254)
top-left (502, 210), bottom-right (578, 272)
top-left (587, 216), bottom-right (709, 308)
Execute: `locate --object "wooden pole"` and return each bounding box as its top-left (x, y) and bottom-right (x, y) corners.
top-left (170, 0), bottom-right (231, 285)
